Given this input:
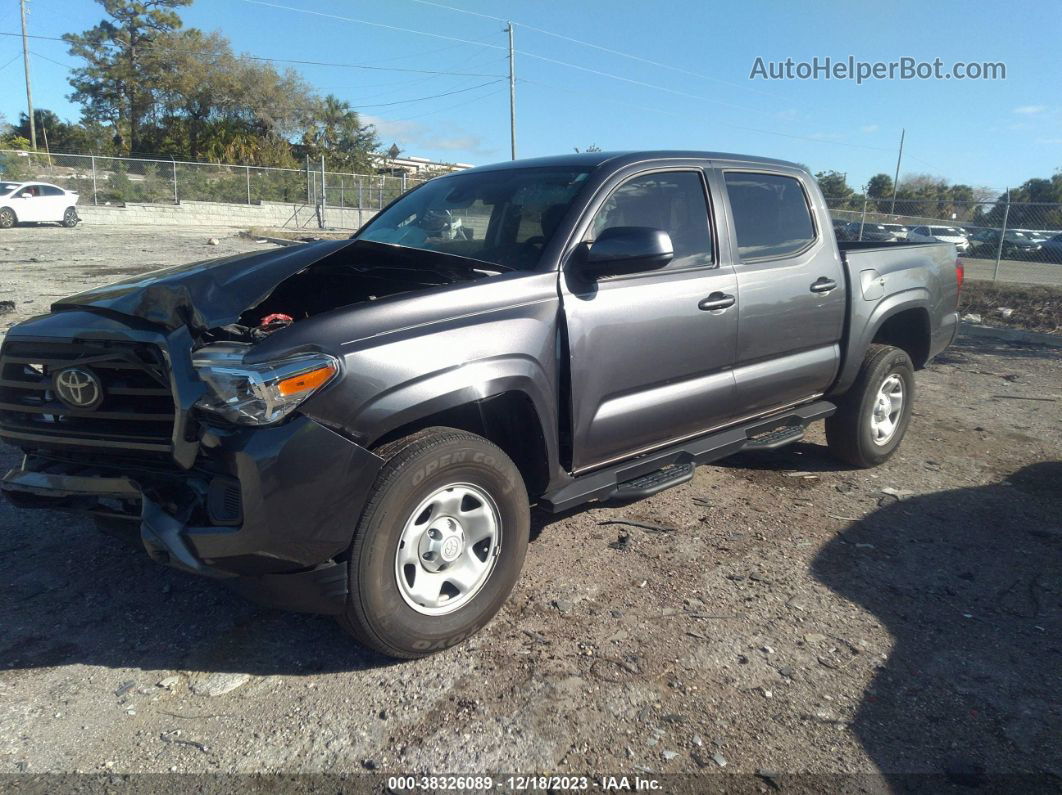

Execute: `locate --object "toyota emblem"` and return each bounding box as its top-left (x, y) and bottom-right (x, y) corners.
top-left (53, 367), bottom-right (103, 410)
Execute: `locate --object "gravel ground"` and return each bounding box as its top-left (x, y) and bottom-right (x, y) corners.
top-left (0, 225), bottom-right (1059, 785)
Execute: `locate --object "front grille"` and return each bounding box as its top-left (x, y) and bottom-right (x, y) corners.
top-left (0, 339), bottom-right (176, 453)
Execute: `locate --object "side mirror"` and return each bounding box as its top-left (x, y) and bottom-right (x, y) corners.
top-left (19, 192), bottom-right (32, 199)
top-left (579, 226), bottom-right (673, 277)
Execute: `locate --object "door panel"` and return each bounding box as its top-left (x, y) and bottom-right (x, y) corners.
top-left (563, 266), bottom-right (738, 470)
top-left (561, 166), bottom-right (740, 472)
top-left (717, 168), bottom-right (846, 412)
top-left (9, 191), bottom-right (37, 222)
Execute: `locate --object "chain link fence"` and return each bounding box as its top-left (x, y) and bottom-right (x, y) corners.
top-left (825, 195), bottom-right (1062, 284)
top-left (0, 149), bottom-right (430, 215)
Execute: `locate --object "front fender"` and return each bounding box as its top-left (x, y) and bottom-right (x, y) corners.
top-left (359, 354), bottom-right (557, 448)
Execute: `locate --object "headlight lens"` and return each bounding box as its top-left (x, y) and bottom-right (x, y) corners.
top-left (191, 343), bottom-right (339, 426)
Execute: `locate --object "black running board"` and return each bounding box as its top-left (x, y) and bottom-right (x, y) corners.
top-left (613, 461), bottom-right (694, 501)
top-left (539, 400), bottom-right (835, 513)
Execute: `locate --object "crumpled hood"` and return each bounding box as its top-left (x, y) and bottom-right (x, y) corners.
top-left (52, 239), bottom-right (357, 332)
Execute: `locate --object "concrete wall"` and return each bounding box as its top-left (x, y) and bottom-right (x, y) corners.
top-left (78, 200), bottom-right (370, 230)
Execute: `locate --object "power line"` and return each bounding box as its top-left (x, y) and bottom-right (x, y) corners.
top-left (516, 49), bottom-right (764, 114)
top-left (384, 85), bottom-right (508, 124)
top-left (0, 51), bottom-right (20, 72)
top-left (240, 0), bottom-right (505, 51)
top-left (517, 76), bottom-right (899, 154)
top-left (0, 31), bottom-right (506, 77)
top-left (350, 79), bottom-right (504, 109)
top-left (405, 0), bottom-right (780, 98)
top-left (401, 0), bottom-right (953, 169)
top-left (29, 50), bottom-right (74, 69)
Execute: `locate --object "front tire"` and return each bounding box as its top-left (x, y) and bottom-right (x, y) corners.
top-left (338, 427), bottom-right (530, 659)
top-left (826, 344), bottom-right (915, 468)
top-left (0, 208), bottom-right (15, 229)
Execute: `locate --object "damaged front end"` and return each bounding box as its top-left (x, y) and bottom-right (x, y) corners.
top-left (0, 239), bottom-right (493, 611)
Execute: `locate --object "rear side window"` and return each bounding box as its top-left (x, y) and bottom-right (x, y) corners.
top-left (724, 172), bottom-right (816, 259)
top-left (41, 185), bottom-right (65, 196)
top-left (591, 170), bottom-right (713, 269)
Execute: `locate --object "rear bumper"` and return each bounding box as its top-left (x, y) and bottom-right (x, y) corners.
top-left (2, 415), bottom-right (384, 614)
top-left (931, 310), bottom-right (960, 360)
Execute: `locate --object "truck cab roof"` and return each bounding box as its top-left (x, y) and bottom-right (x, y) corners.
top-left (464, 150), bottom-right (806, 175)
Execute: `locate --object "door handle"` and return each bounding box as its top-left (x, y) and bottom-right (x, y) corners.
top-left (698, 292), bottom-right (736, 311)
top-left (810, 277), bottom-right (837, 294)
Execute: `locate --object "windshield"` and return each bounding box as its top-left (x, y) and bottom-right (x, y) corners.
top-left (0, 182), bottom-right (21, 196)
top-left (357, 166), bottom-right (592, 271)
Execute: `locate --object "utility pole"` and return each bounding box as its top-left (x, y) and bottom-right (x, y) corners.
top-left (889, 128), bottom-right (905, 215)
top-left (993, 188), bottom-right (1010, 281)
top-left (506, 21), bottom-right (516, 160)
top-left (20, 0), bottom-right (37, 150)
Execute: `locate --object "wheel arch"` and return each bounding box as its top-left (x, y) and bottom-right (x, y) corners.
top-left (363, 385), bottom-right (556, 500)
top-left (871, 306), bottom-right (931, 368)
top-left (832, 290), bottom-right (932, 396)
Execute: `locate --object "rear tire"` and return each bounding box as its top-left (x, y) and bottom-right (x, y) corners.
top-left (62, 207), bottom-right (79, 228)
top-left (0, 208), bottom-right (15, 229)
top-left (338, 427), bottom-right (530, 659)
top-left (826, 344), bottom-right (915, 468)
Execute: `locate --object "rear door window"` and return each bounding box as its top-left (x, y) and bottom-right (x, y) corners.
top-left (724, 172), bottom-right (816, 260)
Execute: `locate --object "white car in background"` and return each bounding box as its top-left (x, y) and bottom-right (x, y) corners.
top-left (0, 181), bottom-right (80, 229)
top-left (882, 223), bottom-right (909, 240)
top-left (906, 224), bottom-right (969, 252)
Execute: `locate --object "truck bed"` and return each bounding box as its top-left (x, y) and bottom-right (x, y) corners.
top-left (832, 239), bottom-right (960, 395)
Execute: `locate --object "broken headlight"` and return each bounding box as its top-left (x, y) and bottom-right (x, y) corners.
top-left (191, 343), bottom-right (339, 426)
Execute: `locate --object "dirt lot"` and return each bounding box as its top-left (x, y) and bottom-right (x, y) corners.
top-left (960, 281), bottom-right (1062, 335)
top-left (0, 225), bottom-right (1059, 786)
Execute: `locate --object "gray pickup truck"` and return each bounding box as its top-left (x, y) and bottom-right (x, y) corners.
top-left (0, 151), bottom-right (960, 657)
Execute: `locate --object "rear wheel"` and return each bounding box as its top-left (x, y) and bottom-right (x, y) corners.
top-left (61, 207), bottom-right (79, 228)
top-left (338, 427), bottom-right (529, 658)
top-left (0, 208), bottom-right (15, 229)
top-left (826, 344), bottom-right (915, 468)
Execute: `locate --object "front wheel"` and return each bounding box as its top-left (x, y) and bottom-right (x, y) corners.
top-left (338, 427), bottom-right (529, 658)
top-left (0, 208), bottom-right (15, 229)
top-left (826, 344), bottom-right (915, 468)
top-left (61, 207), bottom-right (79, 228)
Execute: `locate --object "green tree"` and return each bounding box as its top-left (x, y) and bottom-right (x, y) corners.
top-left (815, 170), bottom-right (854, 208)
top-left (148, 28), bottom-right (240, 159)
top-left (866, 173), bottom-right (894, 212)
top-left (63, 0), bottom-right (191, 154)
top-left (301, 95), bottom-right (378, 172)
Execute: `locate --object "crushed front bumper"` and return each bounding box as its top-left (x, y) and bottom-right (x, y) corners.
top-left (2, 415), bottom-right (384, 614)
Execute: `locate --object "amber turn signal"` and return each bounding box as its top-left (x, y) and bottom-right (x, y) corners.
top-left (277, 364), bottom-right (336, 396)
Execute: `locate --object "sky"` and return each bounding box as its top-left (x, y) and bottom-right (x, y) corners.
top-left (1, 0), bottom-right (1060, 193)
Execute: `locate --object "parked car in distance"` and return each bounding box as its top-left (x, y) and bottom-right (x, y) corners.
top-left (844, 221), bottom-right (898, 242)
top-left (881, 223), bottom-right (909, 240)
top-left (1038, 233), bottom-right (1062, 263)
top-left (832, 218), bottom-right (853, 241)
top-left (0, 150), bottom-right (961, 658)
top-left (1015, 229), bottom-right (1050, 244)
top-left (907, 225), bottom-right (969, 252)
top-left (0, 181), bottom-right (80, 229)
top-left (966, 228), bottom-right (1043, 259)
